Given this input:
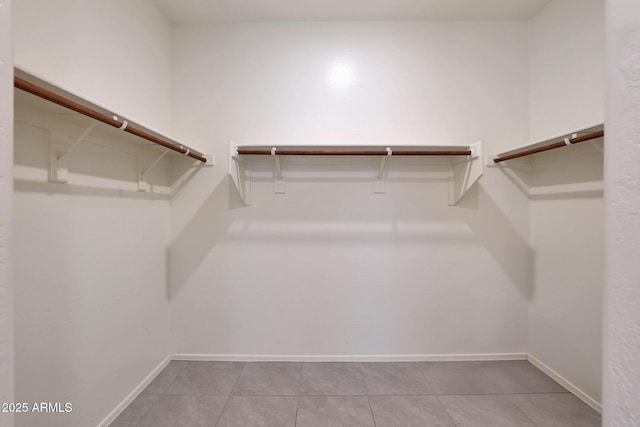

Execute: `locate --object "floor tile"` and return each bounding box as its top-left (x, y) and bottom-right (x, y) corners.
top-left (360, 362), bottom-right (433, 395)
top-left (216, 396), bottom-right (297, 427)
top-left (167, 361), bottom-right (245, 395)
top-left (369, 396), bottom-right (455, 427)
top-left (299, 363), bottom-right (366, 395)
top-left (297, 396), bottom-right (375, 427)
top-left (479, 361), bottom-right (567, 393)
top-left (143, 361), bottom-right (189, 394)
top-left (439, 394), bottom-right (536, 427)
top-left (232, 362), bottom-right (301, 395)
top-left (137, 395), bottom-right (227, 427)
top-left (109, 393), bottom-right (160, 427)
top-left (508, 393), bottom-right (601, 427)
top-left (429, 361), bottom-right (501, 395)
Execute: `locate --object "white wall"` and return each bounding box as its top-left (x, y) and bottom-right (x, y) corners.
top-left (13, 0), bottom-right (173, 135)
top-left (603, 0), bottom-right (640, 424)
top-left (528, 145), bottom-right (604, 407)
top-left (12, 1), bottom-right (175, 426)
top-left (527, 0), bottom-right (605, 408)
top-left (12, 117), bottom-right (172, 427)
top-left (0, 1), bottom-right (14, 427)
top-left (169, 22), bottom-right (532, 359)
top-left (528, 0), bottom-right (604, 142)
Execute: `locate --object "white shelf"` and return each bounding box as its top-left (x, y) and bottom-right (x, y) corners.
top-left (229, 142), bottom-right (483, 206)
top-left (15, 67), bottom-right (209, 154)
top-left (14, 67), bottom-right (213, 191)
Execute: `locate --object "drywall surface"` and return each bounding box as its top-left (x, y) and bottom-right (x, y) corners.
top-left (526, 0), bottom-right (605, 409)
top-left (0, 1), bottom-right (14, 427)
top-left (12, 35), bottom-right (173, 427)
top-left (603, 0), bottom-right (640, 425)
top-left (13, 0), bottom-right (173, 135)
top-left (169, 21), bottom-right (532, 358)
top-left (528, 144), bottom-right (604, 407)
top-left (528, 0), bottom-right (604, 142)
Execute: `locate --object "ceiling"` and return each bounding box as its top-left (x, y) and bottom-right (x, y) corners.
top-left (153, 0), bottom-right (552, 24)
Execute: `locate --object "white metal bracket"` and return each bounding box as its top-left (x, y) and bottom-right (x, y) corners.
top-left (138, 148), bottom-right (213, 193)
top-left (49, 122), bottom-right (98, 183)
top-left (169, 157), bottom-right (215, 198)
top-left (448, 141), bottom-right (483, 205)
top-left (229, 141), bottom-right (251, 205)
top-left (138, 148), bottom-right (169, 192)
top-left (272, 147), bottom-right (286, 194)
top-left (203, 153), bottom-right (215, 166)
top-left (589, 140), bottom-right (604, 156)
top-left (374, 147), bottom-right (392, 194)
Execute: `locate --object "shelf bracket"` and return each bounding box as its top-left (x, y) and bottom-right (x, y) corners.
top-left (589, 140), bottom-right (604, 156)
top-left (272, 147), bottom-right (286, 194)
top-left (374, 147), bottom-right (392, 194)
top-left (137, 148), bottom-right (170, 192)
top-left (449, 140), bottom-right (483, 205)
top-left (49, 122), bottom-right (98, 183)
top-left (229, 141), bottom-right (251, 205)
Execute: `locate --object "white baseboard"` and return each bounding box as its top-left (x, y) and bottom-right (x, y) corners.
top-left (97, 355), bottom-right (171, 427)
top-left (527, 354), bottom-right (602, 414)
top-left (171, 352), bottom-right (528, 362)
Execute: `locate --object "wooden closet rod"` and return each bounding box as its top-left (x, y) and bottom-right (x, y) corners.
top-left (493, 130), bottom-right (604, 163)
top-left (237, 148), bottom-right (472, 156)
top-left (14, 76), bottom-right (207, 163)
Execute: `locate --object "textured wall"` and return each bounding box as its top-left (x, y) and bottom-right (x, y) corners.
top-left (603, 0), bottom-right (640, 425)
top-left (0, 1), bottom-right (14, 427)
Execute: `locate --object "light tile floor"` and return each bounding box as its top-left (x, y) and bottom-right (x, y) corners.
top-left (110, 360), bottom-right (601, 427)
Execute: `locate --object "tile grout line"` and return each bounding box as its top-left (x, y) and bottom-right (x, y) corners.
top-left (166, 361), bottom-right (189, 392)
top-left (359, 362), bottom-right (371, 395)
top-left (214, 362), bottom-right (246, 427)
top-left (131, 361), bottom-right (190, 427)
top-left (357, 363), bottom-right (377, 426)
top-left (131, 396), bottom-right (161, 427)
top-left (436, 395), bottom-right (461, 427)
top-left (503, 394), bottom-right (541, 427)
top-left (366, 396), bottom-right (377, 427)
top-left (295, 362), bottom-right (303, 426)
top-left (477, 363), bottom-right (506, 394)
top-left (212, 394), bottom-right (231, 427)
top-left (478, 360), bottom-right (569, 396)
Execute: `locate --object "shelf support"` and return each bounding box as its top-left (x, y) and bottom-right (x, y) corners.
top-left (230, 142), bottom-right (482, 206)
top-left (170, 157), bottom-right (214, 198)
top-left (374, 147), bottom-right (392, 194)
top-left (49, 122), bottom-right (98, 183)
top-left (589, 140), bottom-right (604, 156)
top-left (137, 148), bottom-right (170, 192)
top-left (272, 147), bottom-right (286, 194)
top-left (229, 141), bottom-right (251, 205)
top-left (449, 141), bottom-right (483, 205)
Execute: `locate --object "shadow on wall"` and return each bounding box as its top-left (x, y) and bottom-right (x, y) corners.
top-left (167, 177), bottom-right (244, 298)
top-left (494, 140), bottom-right (604, 202)
top-left (455, 184), bottom-right (534, 300)
top-left (167, 170), bottom-right (535, 301)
